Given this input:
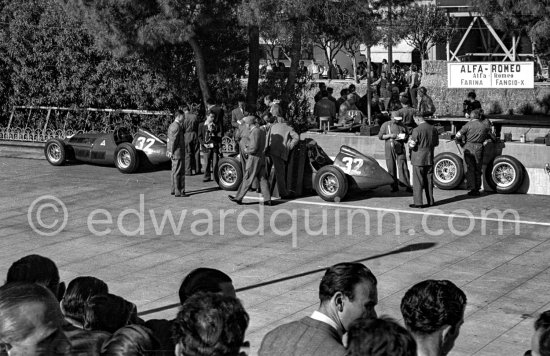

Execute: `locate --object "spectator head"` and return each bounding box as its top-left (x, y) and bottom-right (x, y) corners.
top-left (206, 110), bottom-right (215, 123)
top-left (401, 280), bottom-right (467, 355)
top-left (391, 87), bottom-right (400, 95)
top-left (6, 255), bottom-right (64, 301)
top-left (173, 293), bottom-right (249, 356)
top-left (181, 104), bottom-right (190, 112)
top-left (237, 96), bottom-right (246, 106)
top-left (299, 60), bottom-right (304, 66)
top-left (411, 64), bottom-right (418, 72)
top-left (332, 59), bottom-right (338, 65)
top-left (327, 87), bottom-right (334, 95)
top-left (266, 59), bottom-right (272, 65)
top-left (347, 316), bottom-right (416, 356)
top-left (381, 72), bottom-right (387, 78)
top-left (318, 263), bottom-right (378, 332)
top-left (419, 86), bottom-right (427, 95)
top-left (471, 108), bottom-right (483, 120)
top-left (349, 84), bottom-right (356, 93)
top-left (467, 91), bottom-right (477, 100)
top-left (264, 95), bottom-right (273, 105)
top-left (399, 96), bottom-right (410, 106)
top-left (84, 294), bottom-right (138, 334)
top-left (61, 276), bottom-right (108, 327)
top-left (263, 112), bottom-right (275, 124)
top-left (319, 82), bottom-right (327, 90)
top-left (382, 59), bottom-right (388, 64)
top-left (347, 94), bottom-right (357, 104)
top-left (101, 324), bottom-right (160, 356)
top-left (175, 110), bottom-right (185, 122)
top-left (530, 310), bottom-right (550, 356)
top-left (179, 268), bottom-right (236, 305)
top-left (321, 90), bottom-right (329, 99)
top-left (372, 93), bottom-right (380, 102)
top-left (0, 283), bottom-right (65, 355)
top-left (340, 89), bottom-right (349, 98)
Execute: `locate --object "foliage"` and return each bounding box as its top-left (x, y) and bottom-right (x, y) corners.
top-left (536, 94), bottom-right (550, 115)
top-left (471, 0), bottom-right (550, 59)
top-left (399, 4), bottom-right (457, 60)
top-left (517, 102), bottom-right (535, 115)
top-left (488, 101), bottom-right (503, 115)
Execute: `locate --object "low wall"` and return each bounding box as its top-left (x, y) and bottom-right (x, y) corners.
top-left (421, 60), bottom-right (550, 116)
top-left (301, 132), bottom-right (550, 196)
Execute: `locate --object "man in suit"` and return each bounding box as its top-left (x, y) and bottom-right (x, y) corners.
top-left (229, 116), bottom-right (271, 205)
top-left (167, 110), bottom-right (187, 197)
top-left (408, 114), bottom-right (439, 208)
top-left (198, 111), bottom-right (220, 182)
top-left (266, 116), bottom-right (299, 199)
top-left (379, 114), bottom-right (412, 193)
top-left (183, 105), bottom-right (201, 176)
top-left (206, 98), bottom-right (225, 138)
top-left (314, 90), bottom-right (336, 128)
top-left (259, 262), bottom-right (378, 356)
top-left (396, 96), bottom-right (417, 135)
top-left (231, 96), bottom-right (247, 129)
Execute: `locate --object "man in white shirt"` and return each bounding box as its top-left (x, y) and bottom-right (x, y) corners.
top-left (259, 263), bottom-right (378, 356)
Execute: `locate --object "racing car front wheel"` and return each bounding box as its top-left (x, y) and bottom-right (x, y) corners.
top-left (433, 152), bottom-right (464, 190)
top-left (115, 143), bottom-right (140, 173)
top-left (314, 165), bottom-right (348, 202)
top-left (484, 155), bottom-right (524, 194)
top-left (217, 157), bottom-right (242, 191)
top-left (44, 139), bottom-right (66, 166)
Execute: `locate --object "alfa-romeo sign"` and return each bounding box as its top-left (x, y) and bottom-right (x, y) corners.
top-left (447, 62), bottom-right (534, 89)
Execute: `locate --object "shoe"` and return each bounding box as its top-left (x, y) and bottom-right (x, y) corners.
top-left (426, 202), bottom-right (436, 207)
top-left (196, 171), bottom-right (203, 175)
top-left (180, 193), bottom-right (189, 197)
top-left (175, 194), bottom-right (181, 197)
top-left (467, 190), bottom-right (480, 196)
top-left (409, 204), bottom-right (423, 208)
top-left (170, 192), bottom-right (175, 195)
top-left (405, 187), bottom-right (413, 193)
top-left (228, 195), bottom-right (242, 205)
top-left (203, 178), bottom-right (212, 182)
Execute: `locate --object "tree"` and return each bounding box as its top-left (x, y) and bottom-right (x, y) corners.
top-left (400, 4), bottom-right (456, 60)
top-left (63, 0), bottom-right (245, 107)
top-left (471, 0), bottom-right (550, 59)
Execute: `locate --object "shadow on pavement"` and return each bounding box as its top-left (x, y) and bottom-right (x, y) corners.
top-left (138, 242), bottom-right (437, 316)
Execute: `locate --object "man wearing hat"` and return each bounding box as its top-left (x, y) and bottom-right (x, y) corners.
top-left (408, 113), bottom-right (439, 208)
top-left (378, 113), bottom-right (412, 193)
top-left (229, 116), bottom-right (272, 205)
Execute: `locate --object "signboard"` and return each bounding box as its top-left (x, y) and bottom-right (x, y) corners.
top-left (447, 62), bottom-right (534, 89)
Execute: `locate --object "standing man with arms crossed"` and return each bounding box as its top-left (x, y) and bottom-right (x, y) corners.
top-left (229, 116), bottom-right (272, 205)
top-left (167, 110), bottom-right (188, 197)
top-left (408, 113), bottom-right (439, 208)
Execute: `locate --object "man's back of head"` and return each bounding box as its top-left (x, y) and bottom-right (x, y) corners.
top-left (173, 292), bottom-right (249, 356)
top-left (401, 279), bottom-right (467, 356)
top-left (0, 283), bottom-right (65, 354)
top-left (347, 316), bottom-right (416, 356)
top-left (178, 268), bottom-right (235, 305)
top-left (6, 254), bottom-right (62, 300)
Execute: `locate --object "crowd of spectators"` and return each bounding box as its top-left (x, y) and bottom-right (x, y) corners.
top-left (1, 254), bottom-right (547, 356)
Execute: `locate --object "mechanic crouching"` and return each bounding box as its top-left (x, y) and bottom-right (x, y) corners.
top-left (455, 108), bottom-right (496, 196)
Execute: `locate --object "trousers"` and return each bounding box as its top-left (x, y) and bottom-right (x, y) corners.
top-left (412, 165), bottom-right (434, 206)
top-left (171, 158), bottom-right (185, 194)
top-left (463, 142), bottom-right (484, 190)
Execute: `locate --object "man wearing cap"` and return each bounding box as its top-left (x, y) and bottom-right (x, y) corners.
top-left (379, 113), bottom-right (412, 193)
top-left (229, 116), bottom-right (272, 205)
top-left (408, 113), bottom-right (439, 208)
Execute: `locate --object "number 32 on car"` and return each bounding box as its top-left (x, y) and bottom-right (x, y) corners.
top-left (340, 156), bottom-right (364, 175)
top-left (135, 137), bottom-right (155, 151)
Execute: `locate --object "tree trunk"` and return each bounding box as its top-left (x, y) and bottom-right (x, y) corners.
top-left (284, 21), bottom-right (302, 101)
top-left (366, 46), bottom-right (372, 125)
top-left (247, 25), bottom-right (260, 113)
top-left (188, 36), bottom-right (211, 107)
top-left (351, 52), bottom-right (358, 83)
top-left (388, 1), bottom-right (393, 82)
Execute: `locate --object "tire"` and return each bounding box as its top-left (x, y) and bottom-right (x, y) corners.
top-left (485, 155), bottom-right (524, 194)
top-left (433, 152), bottom-right (464, 190)
top-left (115, 143), bottom-right (140, 173)
top-left (314, 165), bottom-right (348, 202)
top-left (44, 139), bottom-right (66, 166)
top-left (217, 157), bottom-right (242, 191)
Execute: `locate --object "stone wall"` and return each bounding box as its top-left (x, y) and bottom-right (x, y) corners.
top-left (421, 60), bottom-right (550, 116)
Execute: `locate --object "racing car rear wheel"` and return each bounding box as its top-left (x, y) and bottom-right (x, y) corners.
top-left (484, 155), bottom-right (524, 194)
top-left (44, 139), bottom-right (66, 166)
top-left (433, 152), bottom-right (464, 190)
top-left (217, 157), bottom-right (242, 191)
top-left (115, 143), bottom-right (140, 173)
top-left (314, 165), bottom-right (348, 202)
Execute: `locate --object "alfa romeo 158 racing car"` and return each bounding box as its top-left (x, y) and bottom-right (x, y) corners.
top-left (44, 127), bottom-right (170, 173)
top-left (216, 139), bottom-right (394, 202)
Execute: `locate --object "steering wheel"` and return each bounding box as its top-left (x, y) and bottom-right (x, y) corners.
top-left (113, 126), bottom-right (131, 143)
top-left (113, 127), bottom-right (123, 143)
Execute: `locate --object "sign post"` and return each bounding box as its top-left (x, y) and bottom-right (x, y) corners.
top-left (447, 62), bottom-right (535, 89)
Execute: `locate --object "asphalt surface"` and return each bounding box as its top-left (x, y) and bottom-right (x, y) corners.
top-left (1, 157), bottom-right (549, 356)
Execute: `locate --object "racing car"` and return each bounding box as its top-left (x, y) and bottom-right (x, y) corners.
top-left (44, 127), bottom-right (170, 173)
top-left (216, 139), bottom-right (395, 202)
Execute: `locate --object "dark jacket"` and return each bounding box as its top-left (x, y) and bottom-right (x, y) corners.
top-left (410, 121), bottom-right (439, 166)
top-left (167, 121), bottom-right (184, 159)
top-left (266, 122), bottom-right (299, 161)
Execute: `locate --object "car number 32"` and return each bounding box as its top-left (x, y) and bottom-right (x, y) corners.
top-left (341, 157), bottom-right (364, 175)
top-left (135, 137), bottom-right (155, 151)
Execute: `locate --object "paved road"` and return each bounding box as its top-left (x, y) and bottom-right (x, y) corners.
top-left (1, 157), bottom-right (549, 356)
